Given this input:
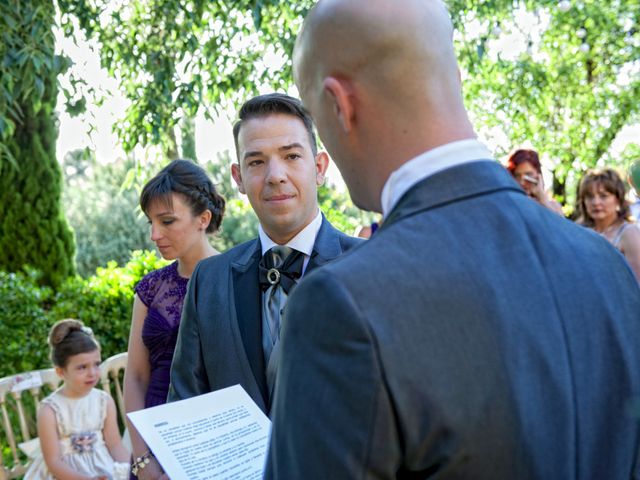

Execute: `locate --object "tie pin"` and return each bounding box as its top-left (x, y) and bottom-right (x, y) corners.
top-left (267, 268), bottom-right (281, 285)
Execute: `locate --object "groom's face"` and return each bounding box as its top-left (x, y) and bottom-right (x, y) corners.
top-left (231, 113), bottom-right (328, 244)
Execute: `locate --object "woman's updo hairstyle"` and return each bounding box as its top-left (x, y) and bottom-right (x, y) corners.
top-left (49, 319), bottom-right (100, 368)
top-left (140, 159), bottom-right (226, 233)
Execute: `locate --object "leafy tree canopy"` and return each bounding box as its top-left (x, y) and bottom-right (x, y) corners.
top-left (3, 0), bottom-right (639, 209)
top-left (0, 1), bottom-right (69, 168)
top-left (62, 149), bottom-right (156, 276)
top-left (56, 0), bottom-right (314, 155)
top-left (55, 0), bottom-right (639, 203)
top-left (447, 0), bottom-right (640, 203)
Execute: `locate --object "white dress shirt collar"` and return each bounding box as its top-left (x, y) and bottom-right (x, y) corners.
top-left (258, 209), bottom-right (323, 258)
top-left (380, 139), bottom-right (493, 217)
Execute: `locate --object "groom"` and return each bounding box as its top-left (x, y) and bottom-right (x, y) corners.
top-left (168, 93), bottom-right (360, 413)
top-left (267, 0), bottom-right (640, 478)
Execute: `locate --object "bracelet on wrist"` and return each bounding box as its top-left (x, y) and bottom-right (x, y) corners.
top-left (131, 450), bottom-right (154, 476)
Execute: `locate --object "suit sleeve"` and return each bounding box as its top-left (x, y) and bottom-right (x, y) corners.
top-left (266, 268), bottom-right (401, 479)
top-left (168, 262), bottom-right (210, 401)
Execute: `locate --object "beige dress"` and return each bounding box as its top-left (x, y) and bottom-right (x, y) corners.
top-left (24, 388), bottom-right (124, 480)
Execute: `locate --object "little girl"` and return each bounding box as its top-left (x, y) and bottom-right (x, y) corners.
top-left (25, 319), bottom-right (130, 480)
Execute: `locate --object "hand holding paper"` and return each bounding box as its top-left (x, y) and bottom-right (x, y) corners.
top-left (128, 385), bottom-right (271, 480)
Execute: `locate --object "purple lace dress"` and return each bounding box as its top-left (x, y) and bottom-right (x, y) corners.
top-left (134, 262), bottom-right (188, 408)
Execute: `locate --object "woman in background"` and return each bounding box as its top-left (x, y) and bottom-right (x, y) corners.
top-left (505, 148), bottom-right (563, 215)
top-left (576, 168), bottom-right (640, 282)
top-left (123, 159), bottom-right (225, 479)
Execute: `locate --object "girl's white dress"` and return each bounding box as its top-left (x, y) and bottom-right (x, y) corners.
top-left (24, 388), bottom-right (127, 480)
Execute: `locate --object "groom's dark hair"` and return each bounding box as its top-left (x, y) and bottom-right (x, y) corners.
top-left (232, 93), bottom-right (318, 160)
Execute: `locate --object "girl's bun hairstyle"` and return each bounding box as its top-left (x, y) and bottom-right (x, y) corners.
top-left (49, 319), bottom-right (100, 368)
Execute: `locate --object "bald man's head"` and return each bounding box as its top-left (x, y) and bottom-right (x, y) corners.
top-left (295, 0), bottom-right (458, 107)
top-left (294, 0), bottom-right (475, 211)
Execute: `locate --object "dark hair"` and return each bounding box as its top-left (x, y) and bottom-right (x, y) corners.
top-left (140, 159), bottom-right (226, 233)
top-left (505, 149), bottom-right (542, 176)
top-left (232, 93), bottom-right (318, 160)
top-left (576, 168), bottom-right (631, 227)
top-left (49, 319), bottom-right (100, 368)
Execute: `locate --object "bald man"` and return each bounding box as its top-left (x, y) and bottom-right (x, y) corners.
top-left (266, 0), bottom-right (640, 478)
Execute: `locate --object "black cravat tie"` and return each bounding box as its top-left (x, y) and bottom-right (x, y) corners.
top-left (258, 246), bottom-right (305, 402)
top-left (258, 246), bottom-right (305, 294)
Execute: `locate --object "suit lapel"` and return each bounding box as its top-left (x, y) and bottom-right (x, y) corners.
top-left (231, 241), bottom-right (269, 406)
top-left (306, 216), bottom-right (346, 274)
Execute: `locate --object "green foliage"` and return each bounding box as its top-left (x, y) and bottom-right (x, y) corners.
top-left (0, 0), bottom-right (69, 167)
top-left (0, 35), bottom-right (76, 286)
top-left (180, 116), bottom-right (197, 161)
top-left (62, 150), bottom-right (155, 277)
top-left (318, 184), bottom-right (372, 237)
top-left (214, 198), bottom-right (259, 252)
top-left (56, 0), bottom-right (314, 155)
top-left (619, 143), bottom-right (640, 175)
top-left (202, 149), bottom-right (259, 250)
top-left (446, 0), bottom-right (640, 203)
top-left (205, 150), bottom-right (238, 202)
top-left (0, 251), bottom-right (166, 378)
top-left (0, 0), bottom-right (76, 287)
top-left (51, 250), bottom-right (167, 361)
top-left (0, 269), bottom-right (53, 377)
top-left (51, 0), bottom-right (639, 211)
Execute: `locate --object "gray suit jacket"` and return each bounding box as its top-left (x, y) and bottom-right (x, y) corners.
top-left (168, 215), bottom-right (361, 413)
top-left (267, 161), bottom-right (640, 479)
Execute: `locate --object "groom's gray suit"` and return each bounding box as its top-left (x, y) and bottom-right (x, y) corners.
top-left (268, 161), bottom-right (640, 479)
top-left (168, 215), bottom-right (360, 413)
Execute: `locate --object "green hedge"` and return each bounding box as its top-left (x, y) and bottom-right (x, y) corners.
top-left (0, 269), bottom-right (53, 376)
top-left (0, 250), bottom-right (166, 378)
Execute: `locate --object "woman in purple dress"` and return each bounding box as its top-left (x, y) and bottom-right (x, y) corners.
top-left (123, 159), bottom-right (225, 479)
